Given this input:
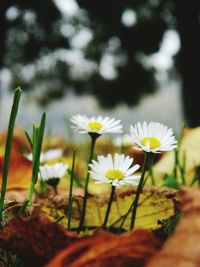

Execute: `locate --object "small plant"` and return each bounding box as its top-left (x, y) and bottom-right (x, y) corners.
top-left (28, 113), bottom-right (46, 205)
top-left (70, 115), bottom-right (123, 231)
top-left (17, 113), bottom-right (46, 215)
top-left (89, 153), bottom-right (140, 230)
top-left (129, 121), bottom-right (177, 229)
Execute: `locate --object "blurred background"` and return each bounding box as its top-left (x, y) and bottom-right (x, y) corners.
top-left (0, 0), bottom-right (199, 137)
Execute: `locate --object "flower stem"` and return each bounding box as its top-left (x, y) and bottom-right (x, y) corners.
top-left (78, 134), bottom-right (98, 232)
top-left (53, 185), bottom-right (58, 195)
top-left (130, 152), bottom-right (151, 230)
top-left (68, 149), bottom-right (76, 230)
top-left (102, 185), bottom-right (115, 230)
top-left (0, 88), bottom-right (21, 225)
top-left (118, 201), bottom-right (134, 232)
top-left (149, 158), bottom-right (155, 185)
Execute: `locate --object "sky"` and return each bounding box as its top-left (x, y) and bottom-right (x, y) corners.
top-left (0, 0), bottom-right (183, 138)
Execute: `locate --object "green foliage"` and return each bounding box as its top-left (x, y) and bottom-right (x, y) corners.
top-left (190, 165), bottom-right (200, 186)
top-left (162, 148), bottom-right (187, 190)
top-left (0, 249), bottom-right (25, 267)
top-left (158, 212), bottom-right (180, 237)
top-left (163, 174), bottom-right (180, 190)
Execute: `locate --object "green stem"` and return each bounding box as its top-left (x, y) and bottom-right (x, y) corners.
top-left (0, 88), bottom-right (21, 225)
top-left (130, 152), bottom-right (151, 230)
top-left (53, 185), bottom-right (58, 195)
top-left (28, 181), bottom-right (35, 204)
top-left (180, 151), bottom-right (186, 185)
top-left (118, 153), bottom-right (151, 231)
top-left (173, 149), bottom-right (179, 178)
top-left (68, 149), bottom-right (76, 230)
top-left (78, 134), bottom-right (98, 232)
top-left (118, 201), bottom-right (134, 232)
top-left (102, 185), bottom-right (116, 230)
top-left (39, 177), bottom-right (47, 195)
top-left (190, 165), bottom-right (200, 186)
top-left (149, 155), bottom-right (155, 185)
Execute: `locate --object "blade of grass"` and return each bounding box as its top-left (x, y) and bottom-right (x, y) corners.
top-left (16, 199), bottom-right (29, 216)
top-left (179, 150), bottom-right (186, 185)
top-left (32, 125), bottom-right (39, 164)
top-left (0, 88), bottom-right (22, 225)
top-left (18, 113), bottom-right (46, 215)
top-left (24, 130), bottom-right (33, 150)
top-left (68, 149), bottom-right (76, 230)
top-left (28, 113), bottom-right (46, 205)
top-left (67, 169), bottom-right (83, 188)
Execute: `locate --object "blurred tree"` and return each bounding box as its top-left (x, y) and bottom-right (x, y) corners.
top-left (2, 0), bottom-right (199, 127)
top-left (0, 0), bottom-right (170, 107)
top-left (71, 0), bottom-right (171, 107)
top-left (0, 0), bottom-right (70, 103)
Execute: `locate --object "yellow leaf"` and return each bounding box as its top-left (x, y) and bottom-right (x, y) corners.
top-left (44, 188), bottom-right (177, 231)
top-left (154, 127), bottom-right (200, 185)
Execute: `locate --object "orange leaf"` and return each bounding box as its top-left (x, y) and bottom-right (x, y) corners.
top-left (0, 152), bottom-right (32, 189)
top-left (46, 229), bottom-right (161, 267)
top-left (145, 187), bottom-right (200, 267)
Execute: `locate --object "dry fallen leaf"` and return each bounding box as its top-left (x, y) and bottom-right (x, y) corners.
top-left (51, 188), bottom-right (177, 231)
top-left (46, 228), bottom-right (161, 267)
top-left (0, 129), bottom-right (30, 156)
top-left (0, 210), bottom-right (162, 267)
top-left (0, 151), bottom-right (32, 189)
top-left (145, 187), bottom-right (200, 267)
top-left (0, 129), bottom-right (32, 189)
top-left (0, 212), bottom-right (79, 266)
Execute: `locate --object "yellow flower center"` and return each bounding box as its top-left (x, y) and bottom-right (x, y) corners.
top-left (88, 121), bottom-right (103, 132)
top-left (141, 137), bottom-right (161, 149)
top-left (106, 169), bottom-right (124, 180)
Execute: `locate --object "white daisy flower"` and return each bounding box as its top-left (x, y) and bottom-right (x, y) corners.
top-left (26, 148), bottom-right (63, 163)
top-left (70, 115), bottom-right (123, 135)
top-left (39, 162), bottom-right (68, 182)
top-left (130, 121), bottom-right (177, 153)
top-left (89, 153), bottom-right (140, 187)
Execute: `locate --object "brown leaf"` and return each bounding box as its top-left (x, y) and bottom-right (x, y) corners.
top-left (0, 129), bottom-right (30, 154)
top-left (145, 187), bottom-right (200, 267)
top-left (6, 189), bottom-right (29, 202)
top-left (45, 229), bottom-right (161, 267)
top-left (0, 212), bottom-right (79, 265)
top-left (0, 152), bottom-right (32, 189)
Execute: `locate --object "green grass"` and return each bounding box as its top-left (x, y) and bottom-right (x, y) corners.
top-left (0, 88), bottom-right (22, 225)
